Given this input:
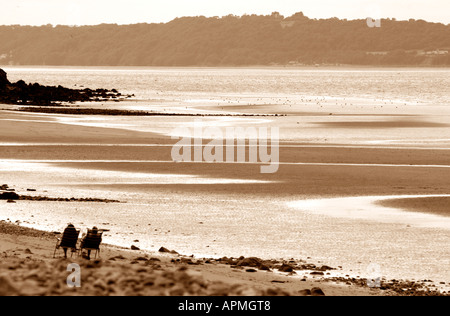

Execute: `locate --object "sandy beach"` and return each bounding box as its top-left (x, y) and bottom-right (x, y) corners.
top-left (1, 220), bottom-right (442, 296)
top-left (1, 103), bottom-right (449, 296)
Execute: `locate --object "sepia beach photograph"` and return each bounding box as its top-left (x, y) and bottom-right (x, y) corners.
top-left (0, 0), bottom-right (449, 300)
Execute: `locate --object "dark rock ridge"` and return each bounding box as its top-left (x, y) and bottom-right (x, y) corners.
top-left (0, 68), bottom-right (10, 87)
top-left (0, 68), bottom-right (130, 106)
top-left (0, 191), bottom-right (20, 200)
top-left (18, 107), bottom-right (282, 117)
top-left (0, 184), bottom-right (119, 203)
top-left (212, 256), bottom-right (448, 296)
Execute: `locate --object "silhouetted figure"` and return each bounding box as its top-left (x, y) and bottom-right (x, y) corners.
top-left (54, 224), bottom-right (80, 258)
top-left (80, 226), bottom-right (103, 260)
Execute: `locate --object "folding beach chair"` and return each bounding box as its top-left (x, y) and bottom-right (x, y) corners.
top-left (53, 226), bottom-right (80, 258)
top-left (80, 229), bottom-right (103, 259)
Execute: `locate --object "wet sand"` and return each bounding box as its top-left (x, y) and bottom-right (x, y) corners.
top-left (1, 106), bottom-right (449, 295)
top-left (377, 197), bottom-right (450, 217)
top-left (0, 110), bottom-right (174, 145)
top-left (25, 161), bottom-right (450, 198)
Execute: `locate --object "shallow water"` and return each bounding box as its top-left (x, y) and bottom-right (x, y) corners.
top-left (3, 66), bottom-right (450, 106)
top-left (288, 195), bottom-right (450, 229)
top-left (3, 66), bottom-right (450, 147)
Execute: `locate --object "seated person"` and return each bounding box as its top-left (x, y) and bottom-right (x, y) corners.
top-left (80, 226), bottom-right (102, 260)
top-left (59, 224), bottom-right (79, 258)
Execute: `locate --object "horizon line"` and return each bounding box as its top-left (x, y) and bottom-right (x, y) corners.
top-left (1, 12), bottom-right (449, 27)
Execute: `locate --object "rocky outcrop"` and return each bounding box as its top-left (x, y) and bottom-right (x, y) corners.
top-left (0, 68), bottom-right (10, 87)
top-left (0, 184), bottom-right (119, 203)
top-left (0, 68), bottom-right (127, 106)
top-left (0, 191), bottom-right (20, 200)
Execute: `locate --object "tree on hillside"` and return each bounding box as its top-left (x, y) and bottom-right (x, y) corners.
top-left (0, 13), bottom-right (449, 66)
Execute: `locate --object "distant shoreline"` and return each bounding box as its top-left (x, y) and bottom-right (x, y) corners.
top-left (14, 107), bottom-right (283, 117)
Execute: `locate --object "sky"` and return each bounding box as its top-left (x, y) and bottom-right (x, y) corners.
top-left (0, 0), bottom-right (449, 26)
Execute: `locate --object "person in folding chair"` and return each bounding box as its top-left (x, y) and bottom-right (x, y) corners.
top-left (54, 224), bottom-right (80, 258)
top-left (80, 226), bottom-right (103, 260)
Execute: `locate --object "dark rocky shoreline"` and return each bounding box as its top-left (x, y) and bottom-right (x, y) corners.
top-left (200, 256), bottom-right (448, 296)
top-left (16, 106), bottom-right (283, 117)
top-left (0, 184), bottom-right (120, 203)
top-left (0, 68), bottom-right (129, 106)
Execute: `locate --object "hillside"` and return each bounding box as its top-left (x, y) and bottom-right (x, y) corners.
top-left (1, 12), bottom-right (449, 66)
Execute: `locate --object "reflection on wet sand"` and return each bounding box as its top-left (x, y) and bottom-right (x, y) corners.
top-left (288, 195), bottom-right (450, 229)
